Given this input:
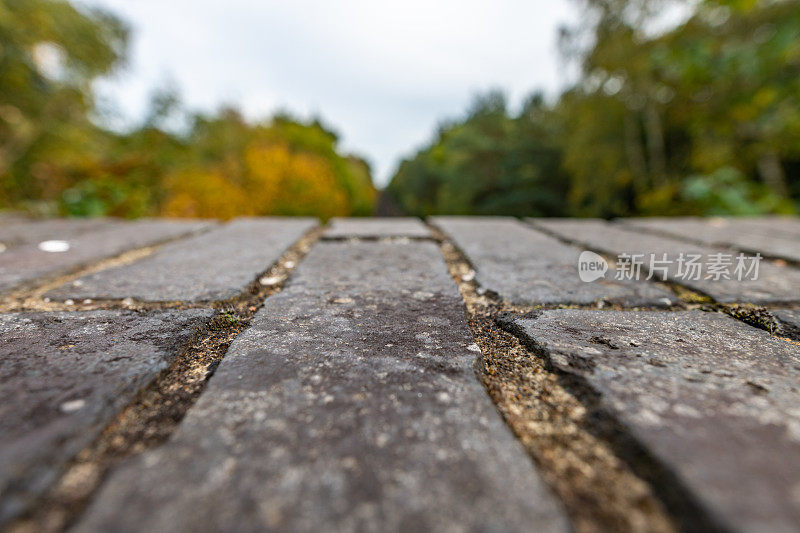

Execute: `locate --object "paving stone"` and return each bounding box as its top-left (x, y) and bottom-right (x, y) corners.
top-left (0, 219), bottom-right (211, 294)
top-left (75, 241), bottom-right (568, 533)
top-left (46, 218), bottom-right (318, 302)
top-left (323, 216), bottom-right (430, 238)
top-left (620, 216), bottom-right (800, 263)
top-left (530, 218), bottom-right (800, 304)
top-left (0, 308), bottom-right (213, 525)
top-left (0, 213), bottom-right (28, 226)
top-left (431, 216), bottom-right (673, 306)
top-left (0, 218), bottom-right (118, 250)
top-left (501, 309), bottom-right (800, 532)
top-left (730, 216), bottom-right (800, 239)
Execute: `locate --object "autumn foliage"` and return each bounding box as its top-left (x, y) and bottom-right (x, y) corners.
top-left (0, 0), bottom-right (375, 219)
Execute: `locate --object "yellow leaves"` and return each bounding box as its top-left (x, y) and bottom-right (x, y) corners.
top-left (162, 169), bottom-right (250, 220)
top-left (161, 141), bottom-right (352, 220)
top-left (244, 142), bottom-right (349, 219)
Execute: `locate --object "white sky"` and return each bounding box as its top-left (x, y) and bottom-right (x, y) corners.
top-left (81, 1), bottom-right (577, 186)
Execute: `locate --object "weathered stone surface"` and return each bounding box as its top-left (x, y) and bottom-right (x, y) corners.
top-left (620, 216), bottom-right (800, 263)
top-left (0, 218), bottom-right (118, 250)
top-left (0, 213), bottom-right (28, 226)
top-left (730, 216), bottom-right (800, 239)
top-left (502, 309), bottom-right (800, 532)
top-left (530, 218), bottom-right (800, 304)
top-left (323, 216), bottom-right (430, 238)
top-left (0, 308), bottom-right (213, 525)
top-left (0, 219), bottom-right (211, 294)
top-left (432, 216), bottom-right (673, 306)
top-left (46, 218), bottom-right (317, 302)
top-left (76, 241), bottom-right (568, 533)
top-left (773, 308), bottom-right (800, 340)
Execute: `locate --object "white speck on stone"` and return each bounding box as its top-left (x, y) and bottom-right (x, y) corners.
top-left (310, 374), bottom-right (322, 385)
top-left (461, 270), bottom-right (475, 282)
top-left (322, 394), bottom-right (334, 404)
top-left (64, 299), bottom-right (74, 306)
top-left (43, 297), bottom-right (51, 303)
top-left (60, 399), bottom-right (86, 413)
top-left (83, 299), bottom-right (92, 304)
top-left (259, 275), bottom-right (282, 286)
top-left (659, 297), bottom-right (673, 306)
top-left (283, 261), bottom-right (295, 269)
top-left (375, 433), bottom-right (390, 447)
top-left (436, 392), bottom-right (451, 403)
top-left (121, 297), bottom-right (134, 307)
top-left (38, 240), bottom-right (70, 253)
top-left (332, 297), bottom-right (354, 304)
top-left (72, 280), bottom-right (83, 287)
top-left (467, 343), bottom-right (481, 353)
top-left (673, 404), bottom-right (702, 418)
top-left (633, 408), bottom-right (662, 426)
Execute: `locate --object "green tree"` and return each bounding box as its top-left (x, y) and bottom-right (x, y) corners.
top-left (388, 91), bottom-right (568, 217)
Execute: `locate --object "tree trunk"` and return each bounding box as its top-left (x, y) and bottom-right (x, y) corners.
top-left (624, 112), bottom-right (648, 193)
top-left (756, 150), bottom-right (788, 198)
top-left (644, 102), bottom-right (667, 187)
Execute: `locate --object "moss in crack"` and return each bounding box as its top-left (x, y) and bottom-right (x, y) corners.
top-left (721, 304), bottom-right (779, 334)
top-left (209, 310), bottom-right (241, 331)
top-left (430, 225), bottom-right (677, 533)
top-left (10, 226), bottom-right (323, 533)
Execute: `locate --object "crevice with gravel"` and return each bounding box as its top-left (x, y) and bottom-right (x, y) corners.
top-left (430, 227), bottom-right (679, 533)
top-left (8, 226), bottom-right (322, 533)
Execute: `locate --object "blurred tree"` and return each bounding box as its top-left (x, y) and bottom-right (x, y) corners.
top-left (388, 91), bottom-right (569, 217)
top-left (0, 0), bottom-right (127, 208)
top-left (0, 1), bottom-right (376, 219)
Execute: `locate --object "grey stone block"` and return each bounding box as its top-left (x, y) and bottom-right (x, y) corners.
top-left (324, 217), bottom-right (430, 238)
top-left (46, 218), bottom-right (317, 302)
top-left (0, 308), bottom-right (213, 525)
top-left (620, 217), bottom-right (800, 263)
top-left (75, 241), bottom-right (568, 533)
top-left (0, 218), bottom-right (120, 250)
top-left (0, 219), bottom-right (211, 294)
top-left (530, 218), bottom-right (800, 304)
top-left (432, 216), bottom-right (673, 306)
top-left (503, 309), bottom-right (800, 532)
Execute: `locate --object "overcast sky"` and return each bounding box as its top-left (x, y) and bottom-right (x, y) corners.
top-left (81, 1), bottom-right (577, 186)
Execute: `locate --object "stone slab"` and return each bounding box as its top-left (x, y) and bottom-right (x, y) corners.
top-left (432, 216), bottom-right (673, 306)
top-left (729, 216), bottom-right (800, 239)
top-left (530, 218), bottom-right (800, 304)
top-left (46, 218), bottom-right (318, 302)
top-left (0, 308), bottom-right (213, 525)
top-left (502, 309), bottom-right (800, 532)
top-left (323, 216), bottom-right (430, 238)
top-left (0, 218), bottom-right (118, 250)
top-left (76, 241), bottom-right (568, 533)
top-left (0, 219), bottom-right (211, 294)
top-left (620, 217), bottom-right (800, 263)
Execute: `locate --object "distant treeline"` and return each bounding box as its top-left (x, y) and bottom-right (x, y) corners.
top-left (388, 0), bottom-right (800, 218)
top-left (0, 0), bottom-right (375, 218)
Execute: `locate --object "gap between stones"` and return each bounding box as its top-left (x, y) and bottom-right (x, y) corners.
top-left (608, 220), bottom-right (800, 269)
top-left (523, 219), bottom-right (800, 342)
top-left (429, 222), bottom-right (799, 532)
top-left (9, 226), bottom-right (322, 533)
top-left (429, 225), bottom-right (679, 533)
top-left (0, 222), bottom-right (223, 314)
